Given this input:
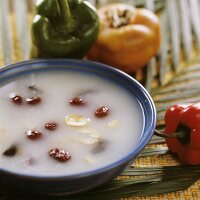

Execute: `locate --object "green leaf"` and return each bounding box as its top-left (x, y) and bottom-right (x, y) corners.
top-left (148, 135), bottom-right (165, 144)
top-left (167, 0), bottom-right (180, 70)
top-left (177, 0), bottom-right (192, 60)
top-left (139, 147), bottom-right (168, 157)
top-left (152, 62), bottom-right (200, 126)
top-left (1, 166), bottom-right (199, 200)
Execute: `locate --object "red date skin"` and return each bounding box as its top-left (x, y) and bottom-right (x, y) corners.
top-left (26, 130), bottom-right (42, 140)
top-left (45, 122), bottom-right (57, 131)
top-left (69, 97), bottom-right (84, 106)
top-left (11, 95), bottom-right (23, 105)
top-left (49, 148), bottom-right (71, 162)
top-left (26, 97), bottom-right (41, 105)
top-left (95, 106), bottom-right (109, 118)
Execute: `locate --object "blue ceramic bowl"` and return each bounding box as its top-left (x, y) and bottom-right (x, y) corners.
top-left (0, 59), bottom-right (156, 195)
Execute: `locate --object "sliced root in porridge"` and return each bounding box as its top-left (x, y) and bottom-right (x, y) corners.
top-left (80, 137), bottom-right (99, 145)
top-left (80, 133), bottom-right (100, 145)
top-left (107, 120), bottom-right (119, 128)
top-left (77, 127), bottom-right (96, 134)
top-left (65, 115), bottom-right (90, 127)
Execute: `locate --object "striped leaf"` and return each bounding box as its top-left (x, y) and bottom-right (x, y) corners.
top-left (13, 0), bottom-right (30, 60)
top-left (0, 0), bottom-right (13, 64)
top-left (152, 62), bottom-right (200, 127)
top-left (189, 0), bottom-right (200, 49)
top-left (1, 166), bottom-right (199, 199)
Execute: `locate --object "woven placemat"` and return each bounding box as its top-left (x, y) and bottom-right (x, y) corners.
top-left (0, 14), bottom-right (199, 200)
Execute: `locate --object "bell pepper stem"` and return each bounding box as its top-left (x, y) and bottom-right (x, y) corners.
top-left (57, 0), bottom-right (71, 21)
top-left (154, 130), bottom-right (175, 138)
top-left (154, 129), bottom-right (190, 145)
top-left (57, 0), bottom-right (74, 31)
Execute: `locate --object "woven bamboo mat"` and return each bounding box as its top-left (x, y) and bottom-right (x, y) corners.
top-left (0, 14), bottom-right (200, 200)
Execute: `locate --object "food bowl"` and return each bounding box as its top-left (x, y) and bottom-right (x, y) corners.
top-left (0, 59), bottom-right (156, 195)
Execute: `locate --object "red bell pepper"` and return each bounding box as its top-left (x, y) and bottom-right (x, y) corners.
top-left (156, 103), bottom-right (200, 165)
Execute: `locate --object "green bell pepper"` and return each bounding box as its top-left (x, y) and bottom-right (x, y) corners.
top-left (31, 0), bottom-right (99, 58)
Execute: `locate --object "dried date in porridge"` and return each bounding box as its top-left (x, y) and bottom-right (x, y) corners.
top-left (49, 148), bottom-right (71, 162)
top-left (10, 94), bottom-right (23, 105)
top-left (95, 106), bottom-right (109, 117)
top-left (3, 145), bottom-right (18, 157)
top-left (26, 130), bottom-right (42, 140)
top-left (25, 97), bottom-right (41, 105)
top-left (45, 122), bottom-right (57, 131)
top-left (69, 97), bottom-right (85, 105)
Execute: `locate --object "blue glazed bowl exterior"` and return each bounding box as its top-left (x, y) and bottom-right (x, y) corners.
top-left (0, 59), bottom-right (156, 195)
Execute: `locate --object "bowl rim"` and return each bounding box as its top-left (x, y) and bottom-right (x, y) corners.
top-left (0, 59), bottom-right (156, 180)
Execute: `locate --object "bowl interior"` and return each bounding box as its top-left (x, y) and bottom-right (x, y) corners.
top-left (0, 59), bottom-right (156, 178)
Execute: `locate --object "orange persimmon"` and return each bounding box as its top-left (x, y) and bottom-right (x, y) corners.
top-left (87, 3), bottom-right (161, 73)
